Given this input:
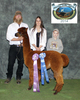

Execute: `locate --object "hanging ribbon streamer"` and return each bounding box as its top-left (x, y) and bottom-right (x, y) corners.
top-left (39, 53), bottom-right (49, 85)
top-left (32, 53), bottom-right (40, 92)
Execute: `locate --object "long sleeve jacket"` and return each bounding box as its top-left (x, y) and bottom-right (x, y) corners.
top-left (29, 28), bottom-right (47, 51)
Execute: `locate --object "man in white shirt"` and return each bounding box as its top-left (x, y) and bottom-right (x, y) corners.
top-left (5, 11), bottom-right (29, 84)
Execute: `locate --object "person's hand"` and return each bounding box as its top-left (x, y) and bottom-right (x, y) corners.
top-left (11, 37), bottom-right (24, 41)
top-left (18, 36), bottom-right (24, 41)
top-left (36, 47), bottom-right (41, 51)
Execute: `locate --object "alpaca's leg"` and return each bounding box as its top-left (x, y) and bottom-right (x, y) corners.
top-left (52, 66), bottom-right (64, 95)
top-left (53, 73), bottom-right (64, 95)
top-left (38, 70), bottom-right (41, 82)
top-left (28, 80), bottom-right (32, 90)
top-left (28, 68), bottom-right (33, 90)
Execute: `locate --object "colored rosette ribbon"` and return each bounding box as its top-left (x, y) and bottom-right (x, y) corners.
top-left (39, 53), bottom-right (49, 85)
top-left (32, 53), bottom-right (40, 92)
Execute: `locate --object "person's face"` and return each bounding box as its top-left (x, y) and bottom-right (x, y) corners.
top-left (53, 31), bottom-right (59, 38)
top-left (15, 14), bottom-right (22, 21)
top-left (36, 18), bottom-right (41, 27)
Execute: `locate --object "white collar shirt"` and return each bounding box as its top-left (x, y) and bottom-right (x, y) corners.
top-left (6, 22), bottom-right (29, 45)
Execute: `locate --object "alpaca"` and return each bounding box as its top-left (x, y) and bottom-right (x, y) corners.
top-left (15, 27), bottom-right (69, 95)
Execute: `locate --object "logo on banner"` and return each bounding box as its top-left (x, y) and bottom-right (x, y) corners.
top-left (51, 3), bottom-right (78, 24)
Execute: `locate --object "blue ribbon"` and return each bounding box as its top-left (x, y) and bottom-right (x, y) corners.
top-left (39, 53), bottom-right (49, 85)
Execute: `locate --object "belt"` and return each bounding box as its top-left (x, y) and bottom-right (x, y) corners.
top-left (10, 44), bottom-right (23, 47)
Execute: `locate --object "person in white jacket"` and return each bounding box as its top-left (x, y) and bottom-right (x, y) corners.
top-left (5, 11), bottom-right (29, 84)
top-left (30, 16), bottom-right (47, 51)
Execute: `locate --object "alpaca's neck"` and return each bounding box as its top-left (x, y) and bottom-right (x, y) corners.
top-left (23, 35), bottom-right (31, 54)
top-left (22, 34), bottom-right (31, 65)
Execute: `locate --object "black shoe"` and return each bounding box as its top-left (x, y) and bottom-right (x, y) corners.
top-left (5, 78), bottom-right (11, 84)
top-left (16, 79), bottom-right (21, 84)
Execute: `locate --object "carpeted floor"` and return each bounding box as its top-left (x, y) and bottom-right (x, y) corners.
top-left (0, 79), bottom-right (80, 100)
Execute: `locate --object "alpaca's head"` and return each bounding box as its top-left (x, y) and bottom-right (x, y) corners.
top-left (15, 27), bottom-right (28, 37)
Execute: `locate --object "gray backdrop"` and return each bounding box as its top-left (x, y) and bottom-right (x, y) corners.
top-left (0, 0), bottom-right (80, 79)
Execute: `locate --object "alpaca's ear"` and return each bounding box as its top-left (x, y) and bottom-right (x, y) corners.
top-left (23, 27), bottom-right (28, 32)
top-left (25, 28), bottom-right (28, 32)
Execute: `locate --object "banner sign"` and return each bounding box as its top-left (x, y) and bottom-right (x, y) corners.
top-left (51, 2), bottom-right (78, 24)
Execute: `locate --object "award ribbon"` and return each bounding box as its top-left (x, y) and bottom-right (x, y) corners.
top-left (32, 53), bottom-right (40, 92)
top-left (39, 53), bottom-right (49, 85)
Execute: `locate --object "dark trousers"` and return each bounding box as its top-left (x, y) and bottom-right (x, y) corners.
top-left (6, 45), bottom-right (24, 80)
